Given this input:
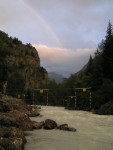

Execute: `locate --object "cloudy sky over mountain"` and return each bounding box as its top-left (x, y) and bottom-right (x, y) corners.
top-left (0, 0), bottom-right (113, 76)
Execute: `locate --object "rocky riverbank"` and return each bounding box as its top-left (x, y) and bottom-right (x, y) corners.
top-left (0, 95), bottom-right (76, 150)
top-left (0, 95), bottom-right (43, 150)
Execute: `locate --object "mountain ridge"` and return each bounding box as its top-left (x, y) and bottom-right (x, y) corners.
top-left (48, 72), bottom-right (65, 83)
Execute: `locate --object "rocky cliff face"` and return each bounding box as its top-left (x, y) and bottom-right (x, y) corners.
top-left (0, 30), bottom-right (48, 96)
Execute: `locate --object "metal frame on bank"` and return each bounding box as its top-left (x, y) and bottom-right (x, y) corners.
top-left (32, 87), bottom-right (92, 109)
top-left (68, 87), bottom-right (92, 109)
top-left (32, 88), bottom-right (49, 105)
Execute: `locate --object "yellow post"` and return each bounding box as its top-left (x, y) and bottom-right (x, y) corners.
top-left (83, 88), bottom-right (86, 92)
top-left (40, 89), bottom-right (43, 93)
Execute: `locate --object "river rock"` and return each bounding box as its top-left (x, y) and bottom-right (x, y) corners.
top-left (27, 109), bottom-right (40, 117)
top-left (57, 124), bottom-right (77, 132)
top-left (6, 110), bottom-right (33, 130)
top-left (57, 124), bottom-right (68, 129)
top-left (26, 105), bottom-right (41, 117)
top-left (44, 119), bottom-right (57, 129)
top-left (32, 121), bottom-right (44, 129)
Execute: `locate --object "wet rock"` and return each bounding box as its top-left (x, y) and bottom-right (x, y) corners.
top-left (26, 105), bottom-right (41, 117)
top-left (44, 119), bottom-right (57, 129)
top-left (27, 109), bottom-right (40, 117)
top-left (57, 124), bottom-right (77, 132)
top-left (57, 124), bottom-right (68, 130)
top-left (6, 110), bottom-right (33, 130)
top-left (65, 126), bottom-right (77, 132)
top-left (32, 121), bottom-right (44, 129)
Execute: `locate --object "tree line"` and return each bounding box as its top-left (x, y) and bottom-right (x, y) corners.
top-left (44, 21), bottom-right (113, 114)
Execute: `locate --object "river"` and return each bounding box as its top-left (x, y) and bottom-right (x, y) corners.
top-left (25, 106), bottom-right (113, 150)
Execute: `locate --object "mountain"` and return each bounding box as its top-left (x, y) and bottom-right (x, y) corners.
top-left (0, 30), bottom-right (48, 96)
top-left (48, 72), bottom-right (65, 83)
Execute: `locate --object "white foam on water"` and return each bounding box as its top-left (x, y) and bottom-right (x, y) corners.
top-left (25, 106), bottom-right (113, 150)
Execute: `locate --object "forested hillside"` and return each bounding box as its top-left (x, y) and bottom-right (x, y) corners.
top-left (0, 30), bottom-right (48, 99)
top-left (60, 21), bottom-right (113, 114)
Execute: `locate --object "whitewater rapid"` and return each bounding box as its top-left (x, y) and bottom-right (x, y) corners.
top-left (25, 106), bottom-right (113, 150)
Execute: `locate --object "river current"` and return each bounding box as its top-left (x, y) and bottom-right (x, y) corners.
top-left (25, 106), bottom-right (113, 150)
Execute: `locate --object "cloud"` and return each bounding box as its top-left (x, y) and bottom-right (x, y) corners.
top-left (1, 0), bottom-right (113, 49)
top-left (29, 0), bottom-right (113, 49)
top-left (0, 0), bottom-right (25, 24)
top-left (1, 0), bottom-right (113, 77)
top-left (33, 44), bottom-right (95, 76)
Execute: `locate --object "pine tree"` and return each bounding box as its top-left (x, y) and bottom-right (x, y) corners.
top-left (86, 55), bottom-right (93, 75)
top-left (102, 21), bottom-right (113, 81)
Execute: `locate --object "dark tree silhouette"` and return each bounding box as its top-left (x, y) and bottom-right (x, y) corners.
top-left (102, 21), bottom-right (113, 81)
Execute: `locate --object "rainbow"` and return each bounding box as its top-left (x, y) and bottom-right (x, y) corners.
top-left (21, 0), bottom-right (62, 47)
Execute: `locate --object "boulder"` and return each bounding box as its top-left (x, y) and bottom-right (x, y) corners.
top-left (0, 110), bottom-right (33, 130)
top-left (32, 121), bottom-right (44, 129)
top-left (65, 126), bottom-right (77, 132)
top-left (27, 109), bottom-right (40, 117)
top-left (6, 110), bottom-right (33, 130)
top-left (57, 124), bottom-right (68, 130)
top-left (57, 124), bottom-right (77, 132)
top-left (44, 119), bottom-right (57, 129)
top-left (26, 105), bottom-right (41, 117)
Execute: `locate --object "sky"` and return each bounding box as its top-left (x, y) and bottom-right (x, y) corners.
top-left (0, 0), bottom-right (113, 77)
